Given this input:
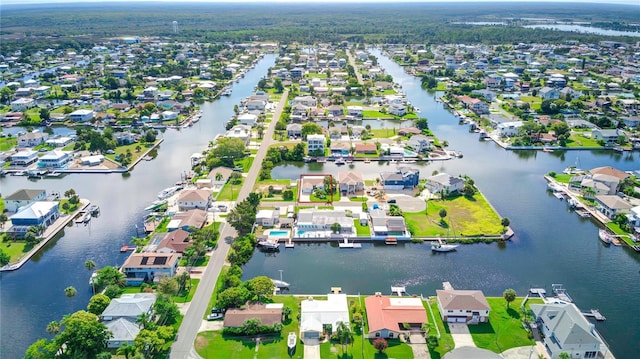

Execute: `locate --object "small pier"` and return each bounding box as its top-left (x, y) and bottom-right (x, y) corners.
top-left (583, 309), bottom-right (606, 321)
top-left (120, 245), bottom-right (136, 253)
top-left (552, 284), bottom-right (573, 302)
top-left (285, 238), bottom-right (295, 248)
top-left (391, 286), bottom-right (407, 296)
top-left (442, 281), bottom-right (454, 290)
top-left (338, 237), bottom-right (362, 248)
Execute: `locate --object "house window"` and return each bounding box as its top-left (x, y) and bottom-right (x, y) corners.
top-left (375, 332), bottom-right (380, 338)
top-left (466, 310), bottom-right (472, 313)
top-left (389, 333), bottom-right (394, 338)
top-left (585, 352), bottom-right (597, 358)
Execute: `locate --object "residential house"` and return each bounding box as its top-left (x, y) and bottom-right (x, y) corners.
top-left (69, 109), bottom-right (94, 122)
top-left (286, 123), bottom-right (302, 138)
top-left (10, 150), bottom-right (38, 166)
top-left (37, 150), bottom-right (72, 169)
top-left (224, 303), bottom-right (284, 328)
top-left (101, 293), bottom-right (157, 348)
top-left (337, 170), bottom-right (364, 195)
top-left (224, 125), bottom-right (252, 144)
top-left (406, 134), bottom-right (431, 153)
top-left (208, 166), bottom-right (233, 185)
top-left (471, 89), bottom-right (497, 102)
top-left (592, 129), bottom-right (625, 146)
top-left (161, 111), bottom-right (178, 121)
top-left (293, 95), bottom-right (317, 107)
top-left (458, 95), bottom-right (489, 115)
top-left (237, 113), bottom-right (258, 127)
top-left (18, 132), bottom-right (49, 147)
top-left (330, 141), bottom-right (351, 157)
top-left (354, 143), bottom-right (377, 155)
top-left (425, 173), bottom-right (465, 195)
top-left (497, 121), bottom-right (524, 137)
top-left (379, 167), bottom-right (420, 190)
top-left (328, 126), bottom-right (349, 140)
top-left (589, 166), bottom-right (629, 182)
top-left (300, 294), bottom-right (350, 342)
top-left (9, 201), bottom-right (60, 236)
top-left (10, 98), bottom-right (36, 112)
top-left (621, 116), bottom-right (640, 128)
top-left (4, 189), bottom-right (47, 212)
top-left (295, 209), bottom-right (354, 235)
top-left (327, 105), bottom-right (344, 117)
top-left (397, 127), bottom-right (422, 136)
top-left (346, 106), bottom-right (363, 117)
top-left (307, 134), bottom-right (325, 154)
top-left (290, 68), bottom-right (304, 78)
top-left (595, 195), bottom-right (632, 219)
top-left (300, 176), bottom-right (325, 194)
top-left (167, 209), bottom-right (207, 231)
top-left (627, 205), bottom-right (640, 228)
top-left (531, 303), bottom-right (607, 359)
top-left (121, 252), bottom-right (181, 284)
top-left (155, 229), bottom-right (191, 254)
top-left (369, 209), bottom-right (409, 238)
top-left (256, 209), bottom-right (279, 227)
top-left (436, 289), bottom-right (491, 324)
top-left (539, 87), bottom-right (560, 101)
top-left (245, 100), bottom-right (267, 111)
top-left (388, 103), bottom-right (407, 116)
top-left (365, 294), bottom-right (428, 339)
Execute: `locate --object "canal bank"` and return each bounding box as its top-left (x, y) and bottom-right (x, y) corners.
top-left (240, 49), bottom-right (640, 359)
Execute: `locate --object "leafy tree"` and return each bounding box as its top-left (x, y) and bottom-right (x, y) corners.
top-left (24, 338), bottom-right (58, 359)
top-left (373, 337), bottom-right (388, 353)
top-left (438, 208), bottom-right (447, 223)
top-left (156, 276), bottom-right (179, 296)
top-left (136, 312), bottom-right (155, 330)
top-left (84, 259), bottom-right (96, 271)
top-left (64, 286), bottom-right (77, 298)
top-left (503, 288), bottom-right (517, 308)
top-left (211, 137), bottom-right (246, 164)
top-left (134, 329), bottom-right (164, 358)
top-left (501, 218), bottom-right (510, 229)
top-left (154, 295), bottom-right (180, 326)
top-left (227, 200), bottom-right (258, 235)
top-left (45, 321), bottom-right (61, 335)
top-left (247, 276), bottom-right (274, 301)
top-left (116, 343), bottom-right (137, 359)
top-left (282, 190), bottom-right (294, 201)
top-left (144, 129), bottom-right (157, 143)
top-left (39, 108), bottom-right (50, 122)
top-left (415, 117), bottom-right (429, 131)
top-left (336, 321), bottom-right (353, 354)
top-left (330, 222), bottom-right (342, 234)
top-left (95, 266), bottom-right (126, 289)
top-left (274, 78), bottom-right (284, 93)
top-left (0, 248), bottom-right (10, 266)
top-left (104, 284), bottom-right (123, 299)
top-left (56, 311), bottom-right (111, 358)
top-left (301, 122), bottom-right (324, 138)
top-left (217, 286), bottom-right (251, 309)
top-left (87, 294), bottom-right (111, 315)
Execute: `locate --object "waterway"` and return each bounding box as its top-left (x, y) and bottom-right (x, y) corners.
top-left (0, 54), bottom-right (277, 358)
top-left (524, 24), bottom-right (640, 38)
top-left (242, 49), bottom-right (640, 358)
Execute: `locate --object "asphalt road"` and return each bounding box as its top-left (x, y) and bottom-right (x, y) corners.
top-left (170, 90), bottom-right (289, 358)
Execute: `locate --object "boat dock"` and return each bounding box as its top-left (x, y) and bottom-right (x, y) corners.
top-left (552, 284), bottom-right (573, 302)
top-left (583, 309), bottom-right (606, 321)
top-left (338, 237), bottom-right (362, 248)
top-left (120, 245), bottom-right (136, 253)
top-left (391, 286), bottom-right (407, 296)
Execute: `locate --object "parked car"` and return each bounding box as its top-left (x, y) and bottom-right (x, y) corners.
top-left (207, 313), bottom-right (223, 321)
top-left (211, 307), bottom-right (223, 314)
top-left (387, 199), bottom-right (397, 204)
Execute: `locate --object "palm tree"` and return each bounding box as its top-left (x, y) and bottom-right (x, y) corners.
top-left (45, 321), bottom-right (61, 335)
top-left (336, 321), bottom-right (353, 354)
top-left (84, 259), bottom-right (96, 271)
top-left (116, 343), bottom-right (137, 359)
top-left (64, 286), bottom-right (77, 298)
top-left (136, 312), bottom-right (153, 330)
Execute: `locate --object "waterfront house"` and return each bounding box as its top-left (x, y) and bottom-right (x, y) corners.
top-left (591, 129), bottom-right (625, 146)
top-left (337, 170), bottom-right (364, 195)
top-left (80, 155), bottom-right (105, 166)
top-left (245, 100), bottom-right (267, 111)
top-left (457, 95), bottom-right (489, 115)
top-left (4, 189), bottom-right (46, 212)
top-left (595, 195), bottom-right (632, 219)
top-left (425, 173), bottom-right (464, 195)
top-left (9, 201), bottom-right (60, 236)
top-left (155, 229), bottom-right (191, 254)
top-left (406, 134), bottom-right (432, 153)
top-left (10, 150), bottom-right (38, 166)
top-left (101, 293), bottom-right (156, 348)
top-left (306, 134), bottom-right (325, 153)
top-left (369, 209), bottom-right (410, 238)
top-left (46, 136), bottom-right (74, 148)
top-left (539, 86), bottom-right (560, 100)
top-left (69, 109), bottom-right (94, 122)
top-left (589, 166), bottom-right (629, 182)
top-left (286, 123), bottom-right (302, 138)
top-left (256, 209), bottom-right (279, 227)
top-left (237, 113), bottom-right (258, 127)
top-left (330, 141), bottom-right (351, 156)
top-left (18, 132), bottom-right (49, 147)
top-left (627, 205), bottom-right (640, 228)
top-left (208, 166), bottom-right (233, 186)
top-left (161, 111), bottom-right (178, 121)
top-left (121, 252), bottom-right (180, 284)
top-left (300, 294), bottom-right (350, 342)
top-left (295, 209), bottom-right (354, 236)
top-left (224, 303), bottom-right (284, 328)
top-left (436, 289), bottom-right (491, 324)
top-left (379, 167), bottom-right (419, 190)
top-left (346, 106), bottom-right (363, 117)
top-left (167, 209), bottom-right (207, 231)
top-left (354, 143), bottom-right (377, 155)
top-left (388, 103), bottom-right (407, 116)
top-left (531, 302), bottom-right (607, 359)
top-left (364, 294), bottom-right (428, 339)
top-left (497, 121), bottom-right (524, 137)
top-left (37, 150), bottom-right (72, 169)
top-left (327, 105), bottom-right (344, 117)
top-left (300, 176), bottom-right (326, 194)
top-left (224, 125), bottom-right (252, 145)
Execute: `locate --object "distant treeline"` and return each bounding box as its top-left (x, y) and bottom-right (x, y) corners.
top-left (1, 2), bottom-right (638, 54)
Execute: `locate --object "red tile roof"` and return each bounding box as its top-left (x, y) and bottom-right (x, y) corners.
top-left (365, 295), bottom-right (428, 333)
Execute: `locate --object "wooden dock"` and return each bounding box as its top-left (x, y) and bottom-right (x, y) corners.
top-left (583, 309), bottom-right (606, 321)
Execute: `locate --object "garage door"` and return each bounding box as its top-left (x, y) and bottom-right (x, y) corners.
top-left (447, 317), bottom-right (466, 323)
top-left (304, 331), bottom-right (320, 339)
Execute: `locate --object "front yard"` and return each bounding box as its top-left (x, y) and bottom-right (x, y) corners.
top-left (404, 193), bottom-right (504, 238)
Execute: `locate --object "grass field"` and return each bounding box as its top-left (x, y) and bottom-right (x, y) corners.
top-left (550, 173), bottom-right (572, 183)
top-left (217, 179), bottom-right (244, 201)
top-left (371, 128), bottom-right (399, 138)
top-left (354, 219), bottom-right (370, 236)
top-left (426, 298), bottom-right (455, 359)
top-left (404, 193), bottom-right (503, 237)
top-left (1, 241), bottom-right (30, 263)
top-left (566, 133), bottom-right (602, 148)
top-left (0, 137), bottom-right (17, 151)
top-left (362, 110), bottom-right (394, 119)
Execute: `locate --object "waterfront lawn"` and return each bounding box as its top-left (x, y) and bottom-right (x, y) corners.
top-left (371, 128), bottom-right (399, 138)
top-left (550, 173), bottom-right (572, 183)
top-left (105, 141), bottom-right (158, 164)
top-left (217, 179), bottom-right (244, 201)
top-left (58, 198), bottom-right (79, 214)
top-left (0, 137), bottom-right (17, 151)
top-left (235, 156), bottom-right (254, 173)
top-left (1, 241), bottom-right (30, 263)
top-left (426, 298), bottom-right (455, 359)
top-left (468, 297), bottom-right (540, 353)
top-left (606, 222), bottom-right (635, 246)
top-left (405, 193), bottom-right (503, 237)
top-left (362, 110), bottom-right (394, 119)
top-left (566, 134), bottom-right (602, 148)
top-left (354, 219), bottom-right (370, 236)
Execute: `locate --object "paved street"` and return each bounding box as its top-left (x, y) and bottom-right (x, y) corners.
top-left (170, 90), bottom-right (289, 358)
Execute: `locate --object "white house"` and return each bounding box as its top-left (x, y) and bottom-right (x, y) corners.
top-left (497, 121), bottom-right (524, 137)
top-left (10, 98), bottom-right (36, 112)
top-left (346, 106), bottom-right (363, 117)
top-left (307, 134), bottom-right (325, 153)
top-left (224, 125), bottom-right (252, 144)
top-left (37, 150), bottom-right (72, 169)
top-left (293, 95), bottom-right (317, 107)
top-left (300, 294), bottom-right (350, 342)
top-left (406, 134), bottom-right (431, 153)
top-left (18, 132), bottom-right (49, 147)
top-left (9, 201), bottom-right (60, 236)
top-left (425, 173), bottom-right (465, 194)
top-left (101, 293), bottom-right (157, 348)
top-left (388, 103), bottom-right (406, 116)
top-left (531, 302), bottom-right (607, 359)
top-left (436, 289), bottom-right (491, 324)
top-left (595, 195), bottom-right (632, 219)
top-left (161, 111), bottom-right (178, 121)
top-left (4, 189), bottom-right (47, 212)
top-left (69, 109), bottom-right (94, 122)
top-left (539, 87), bottom-right (560, 101)
top-left (237, 113), bottom-right (258, 127)
top-left (121, 252), bottom-right (180, 284)
top-left (256, 209), bottom-right (279, 227)
top-left (10, 150), bottom-right (39, 166)
top-left (627, 205), bottom-right (640, 228)
top-left (176, 189), bottom-right (211, 211)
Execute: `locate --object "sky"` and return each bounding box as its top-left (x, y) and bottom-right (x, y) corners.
top-left (2, 0), bottom-right (639, 4)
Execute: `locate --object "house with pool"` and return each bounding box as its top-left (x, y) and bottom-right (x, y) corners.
top-left (294, 209), bottom-right (355, 238)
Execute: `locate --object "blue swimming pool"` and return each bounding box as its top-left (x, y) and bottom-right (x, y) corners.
top-left (269, 230), bottom-right (290, 237)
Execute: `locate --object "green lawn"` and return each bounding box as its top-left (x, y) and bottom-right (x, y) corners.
top-left (195, 331), bottom-right (257, 359)
top-left (217, 179), bottom-right (244, 201)
top-left (426, 298), bottom-right (455, 359)
top-left (362, 110), bottom-right (394, 119)
top-left (566, 133), bottom-right (602, 148)
top-left (354, 219), bottom-right (370, 236)
top-left (310, 190), bottom-right (341, 202)
top-left (0, 137), bottom-right (17, 151)
top-left (550, 174), bottom-right (572, 183)
top-left (605, 222), bottom-right (635, 246)
top-left (1, 241), bottom-right (31, 263)
top-left (320, 337), bottom-right (413, 359)
top-left (105, 141), bottom-right (159, 164)
top-left (371, 128), bottom-right (400, 138)
top-left (469, 297), bottom-right (542, 353)
top-left (172, 279), bottom-right (200, 303)
top-left (235, 157), bottom-right (254, 173)
top-left (404, 194), bottom-right (503, 237)
top-left (206, 265), bottom-right (229, 315)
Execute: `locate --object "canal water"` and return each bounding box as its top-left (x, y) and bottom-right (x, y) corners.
top-left (0, 54), bottom-right (277, 358)
top-left (243, 50), bottom-right (640, 358)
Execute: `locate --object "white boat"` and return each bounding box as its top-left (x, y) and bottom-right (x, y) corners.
top-left (553, 191), bottom-right (565, 200)
top-left (157, 186), bottom-right (181, 200)
top-left (258, 240), bottom-right (280, 250)
top-left (567, 198), bottom-right (579, 208)
top-left (144, 199), bottom-right (167, 211)
top-left (288, 332), bottom-right (297, 350)
top-left (598, 229), bottom-right (613, 244)
top-left (401, 158), bottom-right (416, 163)
top-left (221, 87), bottom-right (232, 96)
top-left (271, 278), bottom-right (290, 288)
top-left (431, 242), bottom-right (459, 252)
top-left (75, 211), bottom-right (88, 224)
top-left (82, 212), bottom-right (92, 224)
top-left (89, 271), bottom-right (98, 286)
top-left (335, 158), bottom-right (345, 165)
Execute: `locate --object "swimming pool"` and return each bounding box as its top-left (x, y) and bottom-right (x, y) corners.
top-left (404, 149), bottom-right (417, 157)
top-left (268, 230), bottom-right (290, 237)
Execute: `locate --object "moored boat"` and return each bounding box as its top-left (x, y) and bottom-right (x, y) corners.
top-left (598, 229), bottom-right (613, 244)
top-left (335, 158), bottom-right (345, 165)
top-left (271, 278), bottom-right (290, 288)
top-left (431, 242), bottom-right (459, 252)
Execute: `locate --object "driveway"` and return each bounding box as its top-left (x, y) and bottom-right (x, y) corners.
top-left (408, 334), bottom-right (431, 359)
top-left (448, 323), bottom-right (476, 348)
top-left (501, 345), bottom-right (544, 359)
top-left (303, 339), bottom-right (320, 359)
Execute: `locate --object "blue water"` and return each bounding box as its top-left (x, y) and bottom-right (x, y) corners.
top-left (268, 230), bottom-right (290, 237)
